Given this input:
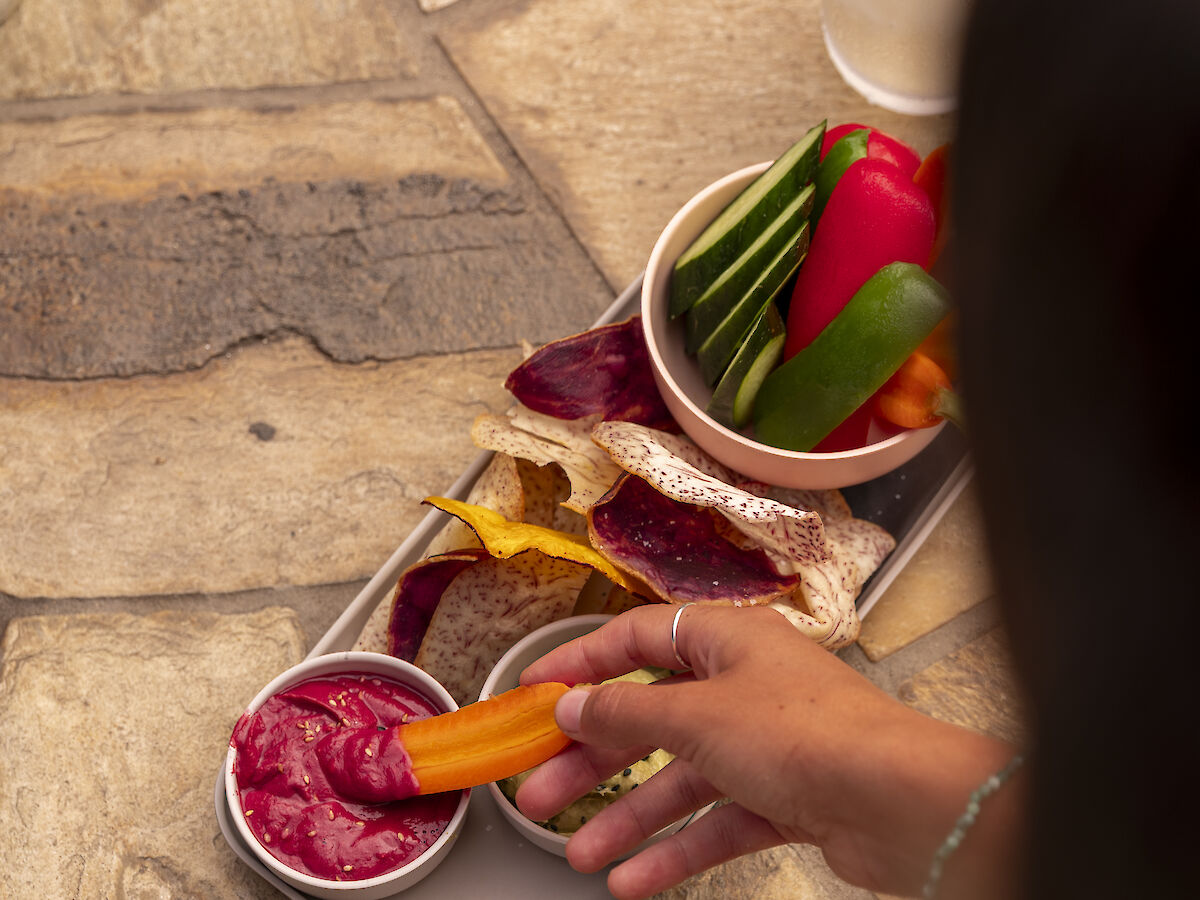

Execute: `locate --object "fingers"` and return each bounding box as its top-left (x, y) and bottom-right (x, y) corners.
top-left (564, 758), bottom-right (724, 872)
top-left (515, 740), bottom-right (657, 823)
top-left (601, 802), bottom-right (789, 900)
top-left (519, 604), bottom-right (711, 687)
top-left (549, 678), bottom-right (721, 764)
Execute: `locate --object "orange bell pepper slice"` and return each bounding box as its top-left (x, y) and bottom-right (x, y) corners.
top-left (914, 144), bottom-right (951, 269)
top-left (403, 682), bottom-right (572, 795)
top-left (874, 351), bottom-right (964, 431)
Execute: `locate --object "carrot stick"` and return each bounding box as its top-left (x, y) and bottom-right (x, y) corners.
top-left (401, 682), bottom-right (571, 795)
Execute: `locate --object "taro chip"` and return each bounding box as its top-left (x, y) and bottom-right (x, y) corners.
top-left (424, 496), bottom-right (645, 596)
top-left (769, 515), bottom-right (896, 649)
top-left (514, 457), bottom-right (587, 537)
top-left (573, 574), bottom-right (646, 617)
top-left (770, 486), bottom-right (854, 522)
top-left (471, 407), bottom-right (622, 512)
top-left (414, 551), bottom-right (590, 705)
top-left (592, 421), bottom-right (830, 571)
top-left (383, 549), bottom-right (488, 660)
top-left (588, 473), bottom-right (800, 606)
top-left (505, 315), bottom-right (676, 430)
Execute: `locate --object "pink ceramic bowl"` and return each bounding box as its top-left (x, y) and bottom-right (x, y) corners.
top-left (641, 161), bottom-right (944, 489)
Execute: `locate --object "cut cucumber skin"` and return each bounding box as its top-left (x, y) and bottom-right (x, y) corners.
top-left (669, 122), bottom-right (825, 319)
top-left (695, 222), bottom-right (809, 387)
top-left (733, 332), bottom-right (786, 428)
top-left (707, 303), bottom-right (786, 429)
top-left (683, 184), bottom-right (813, 355)
top-left (753, 262), bottom-right (951, 452)
top-left (812, 128), bottom-right (868, 224)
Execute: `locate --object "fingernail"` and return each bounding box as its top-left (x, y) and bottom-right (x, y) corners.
top-left (556, 687), bottom-right (590, 735)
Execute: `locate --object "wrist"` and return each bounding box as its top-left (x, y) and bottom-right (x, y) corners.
top-left (858, 709), bottom-right (1023, 898)
top-left (931, 748), bottom-right (1026, 900)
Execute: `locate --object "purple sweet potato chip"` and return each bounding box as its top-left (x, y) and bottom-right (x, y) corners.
top-left (387, 549), bottom-right (488, 661)
top-left (504, 316), bottom-right (676, 430)
top-left (587, 474), bottom-right (800, 606)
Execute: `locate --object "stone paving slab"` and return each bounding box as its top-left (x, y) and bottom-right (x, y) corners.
top-left (898, 628), bottom-right (1027, 746)
top-left (0, 336), bottom-right (521, 599)
top-left (438, 0), bottom-right (954, 290)
top-left (1, 98), bottom-right (613, 380)
top-left (857, 485), bottom-right (996, 661)
top-left (0, 607), bottom-right (305, 899)
top-left (660, 843), bottom-right (875, 900)
top-left (0, 0), bottom-right (415, 100)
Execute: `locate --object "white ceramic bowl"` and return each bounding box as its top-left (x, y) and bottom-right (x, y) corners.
top-left (479, 615), bottom-right (697, 858)
top-left (641, 162), bottom-right (944, 489)
top-left (225, 652), bottom-right (471, 900)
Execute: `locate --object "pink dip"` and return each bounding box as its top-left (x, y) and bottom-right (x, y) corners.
top-left (231, 673), bottom-right (462, 882)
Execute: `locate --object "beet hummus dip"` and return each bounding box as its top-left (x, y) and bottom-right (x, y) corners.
top-left (231, 673), bottom-right (462, 882)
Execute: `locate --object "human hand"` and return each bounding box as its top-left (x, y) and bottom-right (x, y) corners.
top-left (518, 604), bottom-right (1021, 900)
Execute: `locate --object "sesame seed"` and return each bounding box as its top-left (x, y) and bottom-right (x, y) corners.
top-left (263, 833), bottom-right (271, 843)
top-left (304, 735), bottom-right (315, 742)
top-left (307, 830), bottom-right (317, 837)
top-left (328, 809), bottom-right (335, 820)
top-left (365, 748), bottom-right (373, 757)
top-left (244, 809), bottom-right (255, 817)
top-left (343, 865), bottom-right (353, 872)
top-left (303, 774), bottom-right (310, 785)
top-left (357, 821), bottom-right (365, 827)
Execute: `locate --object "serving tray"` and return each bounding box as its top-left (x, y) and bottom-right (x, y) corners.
top-left (214, 274), bottom-right (972, 898)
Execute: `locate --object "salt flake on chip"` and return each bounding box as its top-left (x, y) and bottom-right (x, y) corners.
top-left (592, 421), bottom-right (830, 572)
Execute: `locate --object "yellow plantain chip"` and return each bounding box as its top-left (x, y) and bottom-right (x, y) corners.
top-left (424, 496), bottom-right (647, 597)
top-left (424, 452), bottom-right (526, 558)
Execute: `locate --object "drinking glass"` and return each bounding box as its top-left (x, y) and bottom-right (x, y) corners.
top-left (821, 0), bottom-right (973, 115)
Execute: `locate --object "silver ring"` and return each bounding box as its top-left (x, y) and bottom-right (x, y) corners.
top-left (670, 603), bottom-right (695, 670)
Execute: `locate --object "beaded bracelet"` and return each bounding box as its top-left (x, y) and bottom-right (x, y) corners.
top-left (923, 753), bottom-right (1025, 899)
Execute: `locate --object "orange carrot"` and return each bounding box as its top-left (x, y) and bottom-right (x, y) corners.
top-left (874, 351), bottom-right (965, 431)
top-left (402, 682), bottom-right (571, 795)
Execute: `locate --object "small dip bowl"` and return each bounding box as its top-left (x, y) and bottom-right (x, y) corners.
top-left (641, 161), bottom-right (944, 489)
top-left (480, 615), bottom-right (696, 858)
top-left (225, 652), bottom-right (471, 900)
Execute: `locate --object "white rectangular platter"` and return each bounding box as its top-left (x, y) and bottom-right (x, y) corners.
top-left (215, 274), bottom-right (973, 898)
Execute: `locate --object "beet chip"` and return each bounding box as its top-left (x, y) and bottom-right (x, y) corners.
top-left (588, 474), bottom-right (800, 606)
top-left (505, 316), bottom-right (676, 430)
top-left (387, 550), bottom-right (488, 660)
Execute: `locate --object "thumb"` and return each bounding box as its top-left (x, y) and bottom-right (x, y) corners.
top-left (554, 685), bottom-right (593, 738)
top-left (554, 679), bottom-right (704, 755)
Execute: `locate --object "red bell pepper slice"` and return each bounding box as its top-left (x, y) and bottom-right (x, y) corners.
top-left (820, 123), bottom-right (922, 179)
top-left (783, 158), bottom-right (936, 359)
